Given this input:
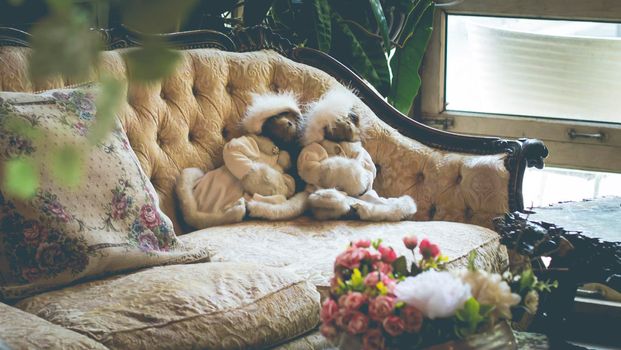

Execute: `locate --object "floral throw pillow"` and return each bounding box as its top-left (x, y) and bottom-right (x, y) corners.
top-left (0, 88), bottom-right (209, 301)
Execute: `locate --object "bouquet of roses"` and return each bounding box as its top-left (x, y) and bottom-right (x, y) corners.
top-left (320, 236), bottom-right (525, 349)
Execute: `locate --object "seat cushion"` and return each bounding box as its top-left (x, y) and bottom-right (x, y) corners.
top-left (0, 90), bottom-right (209, 301)
top-left (16, 262), bottom-right (320, 350)
top-left (179, 219), bottom-right (508, 296)
top-left (0, 302), bottom-right (107, 350)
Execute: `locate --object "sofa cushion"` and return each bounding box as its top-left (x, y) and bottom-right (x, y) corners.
top-left (0, 302), bottom-right (108, 350)
top-left (179, 219), bottom-right (508, 297)
top-left (0, 47), bottom-right (511, 233)
top-left (16, 262), bottom-right (320, 350)
top-left (0, 90), bottom-right (209, 301)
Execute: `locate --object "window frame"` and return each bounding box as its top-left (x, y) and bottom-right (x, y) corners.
top-left (419, 0), bottom-right (621, 173)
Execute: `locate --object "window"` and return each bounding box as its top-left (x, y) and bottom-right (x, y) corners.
top-left (420, 0), bottom-right (621, 173)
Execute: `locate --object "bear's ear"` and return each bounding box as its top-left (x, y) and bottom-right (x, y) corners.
top-left (348, 112), bottom-right (360, 126)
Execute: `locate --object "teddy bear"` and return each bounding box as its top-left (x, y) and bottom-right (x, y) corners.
top-left (175, 91), bottom-right (307, 229)
top-left (297, 86), bottom-right (417, 221)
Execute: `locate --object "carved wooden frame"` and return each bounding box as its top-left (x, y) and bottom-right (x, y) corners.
top-left (0, 25), bottom-right (548, 212)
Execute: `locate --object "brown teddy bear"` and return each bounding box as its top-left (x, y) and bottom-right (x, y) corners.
top-left (176, 91), bottom-right (307, 229)
top-left (298, 87), bottom-right (417, 221)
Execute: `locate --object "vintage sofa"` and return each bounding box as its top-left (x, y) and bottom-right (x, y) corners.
top-left (0, 26), bottom-right (547, 349)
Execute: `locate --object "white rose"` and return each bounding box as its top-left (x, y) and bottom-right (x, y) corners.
top-left (455, 269), bottom-right (521, 320)
top-left (394, 270), bottom-right (471, 319)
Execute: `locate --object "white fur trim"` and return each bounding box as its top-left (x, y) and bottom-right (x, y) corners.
top-left (302, 86), bottom-right (359, 145)
top-left (247, 191), bottom-right (309, 220)
top-left (243, 91), bottom-right (301, 134)
top-left (175, 168), bottom-right (246, 228)
top-left (354, 194), bottom-right (417, 222)
top-left (308, 189), bottom-right (353, 220)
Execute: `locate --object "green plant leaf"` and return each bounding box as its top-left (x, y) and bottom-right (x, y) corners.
top-left (368, 0), bottom-right (391, 53)
top-left (51, 145), bottom-right (84, 187)
top-left (467, 250), bottom-right (478, 271)
top-left (392, 255), bottom-right (408, 277)
top-left (519, 269), bottom-right (536, 293)
top-left (311, 0), bottom-right (332, 52)
top-left (4, 158), bottom-right (39, 199)
top-left (125, 40), bottom-right (182, 82)
top-left (332, 12), bottom-right (384, 92)
top-left (388, 1), bottom-right (434, 114)
top-left (89, 77), bottom-right (124, 144)
top-left (29, 10), bottom-right (102, 83)
top-left (455, 297), bottom-right (486, 338)
top-left (351, 27), bottom-right (390, 95)
top-left (243, 0), bottom-right (275, 26)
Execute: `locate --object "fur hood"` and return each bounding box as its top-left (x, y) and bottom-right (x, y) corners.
top-left (302, 86), bottom-right (359, 145)
top-left (243, 91), bottom-right (301, 134)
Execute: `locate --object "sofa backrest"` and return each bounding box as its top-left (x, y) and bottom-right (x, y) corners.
top-left (0, 31), bottom-right (513, 232)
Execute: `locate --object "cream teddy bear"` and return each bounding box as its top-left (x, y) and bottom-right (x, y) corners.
top-left (176, 91), bottom-right (304, 229)
top-left (298, 87), bottom-right (417, 221)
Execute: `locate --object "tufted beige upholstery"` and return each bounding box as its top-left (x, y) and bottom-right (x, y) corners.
top-left (0, 46), bottom-right (509, 233)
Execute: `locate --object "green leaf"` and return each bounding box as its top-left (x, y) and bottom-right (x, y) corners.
top-left (519, 269), bottom-right (536, 293)
top-left (90, 77), bottom-right (124, 144)
top-left (332, 12), bottom-right (384, 92)
top-left (243, 0), bottom-right (275, 26)
top-left (388, 1), bottom-right (434, 114)
top-left (368, 0), bottom-right (391, 53)
top-left (29, 10), bottom-right (102, 82)
top-left (392, 256), bottom-right (408, 277)
top-left (125, 40), bottom-right (182, 82)
top-left (351, 27), bottom-right (390, 95)
top-left (4, 158), bottom-right (39, 199)
top-left (311, 0), bottom-right (332, 52)
top-left (51, 145), bottom-right (84, 187)
top-left (455, 297), bottom-right (486, 338)
top-left (467, 250), bottom-right (478, 271)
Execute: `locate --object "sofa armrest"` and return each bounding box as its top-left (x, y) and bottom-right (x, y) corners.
top-left (292, 47), bottom-right (548, 228)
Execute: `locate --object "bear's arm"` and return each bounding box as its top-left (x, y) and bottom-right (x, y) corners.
top-left (297, 143), bottom-right (329, 187)
top-left (223, 136), bottom-right (261, 180)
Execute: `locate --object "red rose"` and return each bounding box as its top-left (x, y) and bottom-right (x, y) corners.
top-left (335, 247), bottom-right (365, 270)
top-left (335, 309), bottom-right (353, 328)
top-left (364, 249), bottom-right (382, 262)
top-left (354, 239), bottom-right (371, 248)
top-left (403, 236), bottom-right (418, 250)
top-left (321, 299), bottom-right (339, 323)
top-left (362, 328), bottom-right (385, 350)
top-left (140, 204), bottom-right (162, 229)
top-left (347, 311), bottom-right (370, 335)
top-left (382, 315), bottom-right (405, 337)
top-left (419, 238), bottom-right (440, 259)
top-left (401, 305), bottom-right (423, 333)
top-left (112, 195), bottom-right (129, 220)
top-left (343, 292), bottom-right (368, 311)
top-left (369, 295), bottom-right (395, 321)
top-left (377, 245), bottom-right (398, 263)
top-left (372, 261), bottom-right (393, 275)
top-left (320, 323), bottom-right (338, 341)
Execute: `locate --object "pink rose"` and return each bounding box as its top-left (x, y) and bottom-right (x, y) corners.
top-left (320, 323), bottom-right (338, 340)
top-left (140, 204), bottom-right (162, 229)
top-left (364, 272), bottom-right (385, 287)
top-left (373, 261), bottom-right (393, 275)
top-left (343, 292), bottom-right (367, 311)
top-left (369, 295), bottom-right (395, 321)
top-left (401, 305), bottom-right (423, 333)
top-left (335, 309), bottom-right (353, 328)
top-left (21, 267), bottom-right (43, 282)
top-left (354, 239), bottom-right (371, 248)
top-left (403, 235), bottom-right (418, 250)
top-left (377, 245), bottom-right (397, 263)
top-left (364, 249), bottom-right (382, 261)
top-left (347, 312), bottom-right (369, 335)
top-left (138, 232), bottom-right (160, 252)
top-left (23, 222), bottom-right (47, 246)
top-left (112, 195), bottom-right (129, 220)
top-left (382, 315), bottom-right (405, 336)
top-left (335, 247), bottom-right (365, 270)
top-left (49, 202), bottom-right (70, 222)
top-left (73, 122), bottom-right (88, 136)
top-left (362, 328), bottom-right (385, 350)
top-left (321, 299), bottom-right (339, 323)
top-left (419, 238), bottom-right (440, 259)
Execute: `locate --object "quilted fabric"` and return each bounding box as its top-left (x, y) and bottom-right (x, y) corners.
top-left (0, 302), bottom-right (108, 350)
top-left (179, 218), bottom-right (508, 298)
top-left (0, 90), bottom-right (208, 301)
top-left (0, 47), bottom-right (510, 232)
top-left (16, 262), bottom-right (320, 350)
